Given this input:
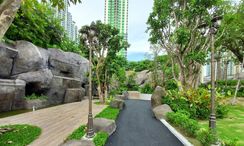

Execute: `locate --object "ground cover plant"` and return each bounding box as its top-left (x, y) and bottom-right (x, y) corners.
top-left (0, 124), bottom-right (41, 146)
top-left (93, 132), bottom-right (109, 146)
top-left (66, 125), bottom-right (86, 141)
top-left (95, 106), bottom-right (120, 120)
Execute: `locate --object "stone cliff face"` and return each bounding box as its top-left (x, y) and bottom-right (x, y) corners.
top-left (0, 41), bottom-right (89, 112)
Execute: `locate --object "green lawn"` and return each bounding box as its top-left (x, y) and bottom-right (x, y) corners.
top-left (199, 105), bottom-right (244, 146)
top-left (66, 125), bottom-right (86, 141)
top-left (0, 124), bottom-right (41, 146)
top-left (95, 106), bottom-right (120, 120)
top-left (93, 132), bottom-right (109, 146)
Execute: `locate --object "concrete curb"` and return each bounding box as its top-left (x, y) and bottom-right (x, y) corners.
top-left (160, 119), bottom-right (193, 146)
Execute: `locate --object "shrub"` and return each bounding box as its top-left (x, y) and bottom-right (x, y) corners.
top-left (196, 128), bottom-right (217, 146)
top-left (167, 112), bottom-right (200, 136)
top-left (24, 93), bottom-right (48, 100)
top-left (93, 132), bottom-right (109, 146)
top-left (140, 83), bottom-right (154, 94)
top-left (165, 79), bottom-right (178, 90)
top-left (163, 88), bottom-right (228, 120)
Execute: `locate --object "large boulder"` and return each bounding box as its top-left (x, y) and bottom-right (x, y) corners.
top-left (151, 86), bottom-right (166, 108)
top-left (15, 69), bottom-right (53, 86)
top-left (0, 43), bottom-right (18, 78)
top-left (12, 41), bottom-right (45, 75)
top-left (0, 79), bottom-right (26, 112)
top-left (46, 76), bottom-right (82, 105)
top-left (110, 99), bottom-right (124, 110)
top-left (64, 88), bottom-right (85, 103)
top-left (93, 118), bottom-right (116, 136)
top-left (152, 104), bottom-right (172, 120)
top-left (48, 48), bottom-right (89, 81)
top-left (135, 70), bottom-right (150, 85)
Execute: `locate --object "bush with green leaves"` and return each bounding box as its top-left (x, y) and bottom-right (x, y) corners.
top-left (196, 128), bottom-right (218, 146)
top-left (139, 83), bottom-right (154, 94)
top-left (93, 132), bottom-right (109, 146)
top-left (24, 93), bottom-right (48, 100)
top-left (167, 111), bottom-right (200, 137)
top-left (163, 88), bottom-right (228, 120)
top-left (4, 0), bottom-right (81, 55)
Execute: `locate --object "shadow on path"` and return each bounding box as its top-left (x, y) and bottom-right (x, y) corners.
top-left (105, 100), bottom-right (183, 146)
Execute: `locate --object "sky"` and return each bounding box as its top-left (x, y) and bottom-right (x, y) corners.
top-left (69, 0), bottom-right (153, 61)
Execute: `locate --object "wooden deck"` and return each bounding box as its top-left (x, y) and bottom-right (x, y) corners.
top-left (0, 100), bottom-right (107, 146)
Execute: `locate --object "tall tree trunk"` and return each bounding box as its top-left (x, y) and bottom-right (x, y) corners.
top-left (0, 0), bottom-right (21, 40)
top-left (232, 58), bottom-right (244, 105)
top-left (216, 58), bottom-right (222, 80)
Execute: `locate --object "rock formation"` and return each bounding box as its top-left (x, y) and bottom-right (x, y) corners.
top-left (0, 41), bottom-right (89, 112)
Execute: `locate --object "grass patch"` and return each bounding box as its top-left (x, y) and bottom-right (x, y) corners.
top-left (95, 106), bottom-right (120, 120)
top-left (0, 124), bottom-right (41, 146)
top-left (199, 105), bottom-right (244, 146)
top-left (66, 125), bottom-right (86, 140)
top-left (93, 132), bottom-right (109, 146)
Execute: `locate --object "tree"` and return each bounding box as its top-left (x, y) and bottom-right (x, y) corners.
top-left (147, 0), bottom-right (223, 90)
top-left (218, 0), bottom-right (244, 63)
top-left (80, 20), bottom-right (128, 103)
top-left (0, 0), bottom-right (81, 41)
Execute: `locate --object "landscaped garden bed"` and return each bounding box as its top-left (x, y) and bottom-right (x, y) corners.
top-left (64, 105), bottom-right (122, 146)
top-left (0, 124), bottom-right (41, 146)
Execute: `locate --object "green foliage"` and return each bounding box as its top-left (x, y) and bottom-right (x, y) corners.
top-left (163, 88), bottom-right (228, 119)
top-left (0, 124), bottom-right (41, 146)
top-left (67, 125), bottom-right (86, 140)
top-left (41, 0), bottom-right (82, 9)
top-left (218, 1), bottom-right (244, 62)
top-left (5, 0), bottom-right (81, 55)
top-left (221, 138), bottom-right (238, 146)
top-left (95, 106), bottom-right (120, 120)
top-left (196, 128), bottom-right (217, 146)
top-left (126, 60), bottom-right (153, 72)
top-left (93, 132), bottom-right (109, 146)
top-left (105, 96), bottom-right (114, 105)
top-left (167, 112), bottom-right (200, 137)
top-left (126, 71), bottom-right (139, 91)
top-left (24, 93), bottom-right (48, 100)
top-left (165, 79), bottom-right (178, 90)
top-left (140, 83), bottom-right (154, 94)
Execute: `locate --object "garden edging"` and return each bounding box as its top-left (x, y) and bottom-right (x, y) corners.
top-left (159, 119), bottom-right (193, 146)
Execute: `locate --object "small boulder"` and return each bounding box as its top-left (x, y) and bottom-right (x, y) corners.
top-left (151, 86), bottom-right (166, 108)
top-left (152, 104), bottom-right (172, 120)
top-left (93, 118), bottom-right (116, 136)
top-left (110, 99), bottom-right (124, 110)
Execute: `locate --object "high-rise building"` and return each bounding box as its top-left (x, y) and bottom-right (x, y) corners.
top-left (104, 0), bottom-right (129, 57)
top-left (55, 0), bottom-right (79, 43)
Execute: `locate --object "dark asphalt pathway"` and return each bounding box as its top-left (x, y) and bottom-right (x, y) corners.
top-left (105, 100), bottom-right (183, 146)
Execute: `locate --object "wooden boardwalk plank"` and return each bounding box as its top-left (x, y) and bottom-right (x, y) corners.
top-left (0, 100), bottom-right (107, 146)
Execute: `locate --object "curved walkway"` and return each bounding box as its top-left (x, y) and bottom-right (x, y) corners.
top-left (106, 100), bottom-right (183, 146)
top-left (0, 100), bottom-right (107, 146)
